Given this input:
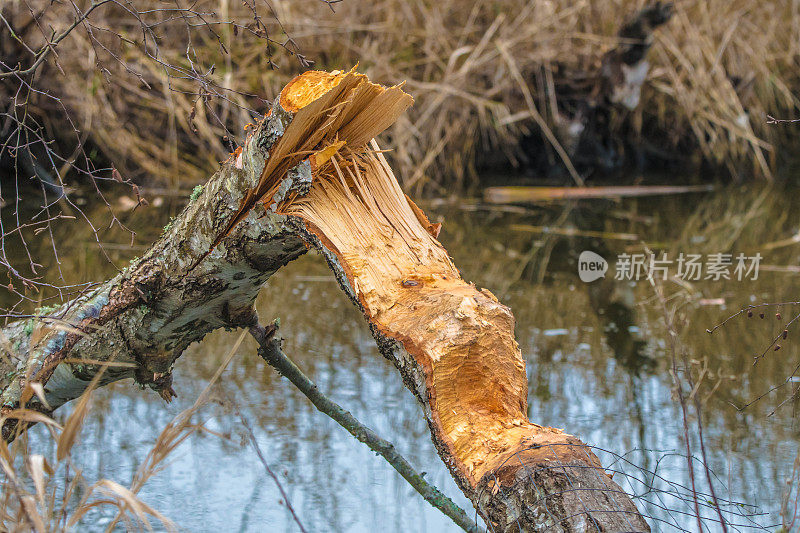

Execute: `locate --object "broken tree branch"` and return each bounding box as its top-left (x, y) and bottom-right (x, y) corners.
top-left (0, 68), bottom-right (649, 531)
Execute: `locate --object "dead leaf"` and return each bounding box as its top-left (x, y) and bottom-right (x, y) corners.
top-left (20, 496), bottom-right (45, 533)
top-left (57, 390), bottom-right (93, 461)
top-left (26, 454), bottom-right (51, 506)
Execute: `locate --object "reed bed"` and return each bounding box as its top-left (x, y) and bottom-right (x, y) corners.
top-left (3, 0), bottom-right (800, 193)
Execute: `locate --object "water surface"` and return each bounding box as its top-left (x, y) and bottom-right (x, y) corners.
top-left (9, 184), bottom-right (800, 532)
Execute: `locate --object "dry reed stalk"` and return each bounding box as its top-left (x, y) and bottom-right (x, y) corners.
top-left (0, 332), bottom-right (250, 531)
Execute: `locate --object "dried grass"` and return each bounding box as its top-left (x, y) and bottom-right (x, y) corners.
top-left (0, 331), bottom-right (246, 531)
top-left (5, 0), bottom-right (800, 192)
top-left (0, 397), bottom-right (177, 531)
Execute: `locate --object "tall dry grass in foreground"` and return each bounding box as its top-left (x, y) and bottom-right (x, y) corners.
top-left (0, 332), bottom-right (247, 532)
top-left (4, 0), bottom-right (800, 192)
top-left (0, 392), bottom-right (182, 531)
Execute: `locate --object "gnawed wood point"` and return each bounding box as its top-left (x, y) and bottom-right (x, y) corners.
top-left (256, 69), bottom-right (648, 531)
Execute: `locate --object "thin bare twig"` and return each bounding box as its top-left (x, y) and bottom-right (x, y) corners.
top-left (249, 321), bottom-right (485, 533)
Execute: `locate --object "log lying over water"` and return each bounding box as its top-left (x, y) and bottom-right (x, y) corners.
top-left (0, 69), bottom-right (648, 532)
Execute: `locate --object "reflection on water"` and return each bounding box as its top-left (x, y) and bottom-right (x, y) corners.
top-left (11, 184), bottom-right (800, 531)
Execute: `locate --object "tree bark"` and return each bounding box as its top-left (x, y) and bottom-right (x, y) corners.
top-left (0, 69), bottom-right (649, 532)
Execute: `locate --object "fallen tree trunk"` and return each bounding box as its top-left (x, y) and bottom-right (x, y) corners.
top-left (0, 69), bottom-right (649, 532)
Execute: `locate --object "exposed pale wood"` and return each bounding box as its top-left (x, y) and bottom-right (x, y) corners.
top-left (272, 71), bottom-right (649, 532)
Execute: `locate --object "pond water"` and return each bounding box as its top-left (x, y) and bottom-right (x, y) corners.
top-left (7, 183), bottom-right (800, 532)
